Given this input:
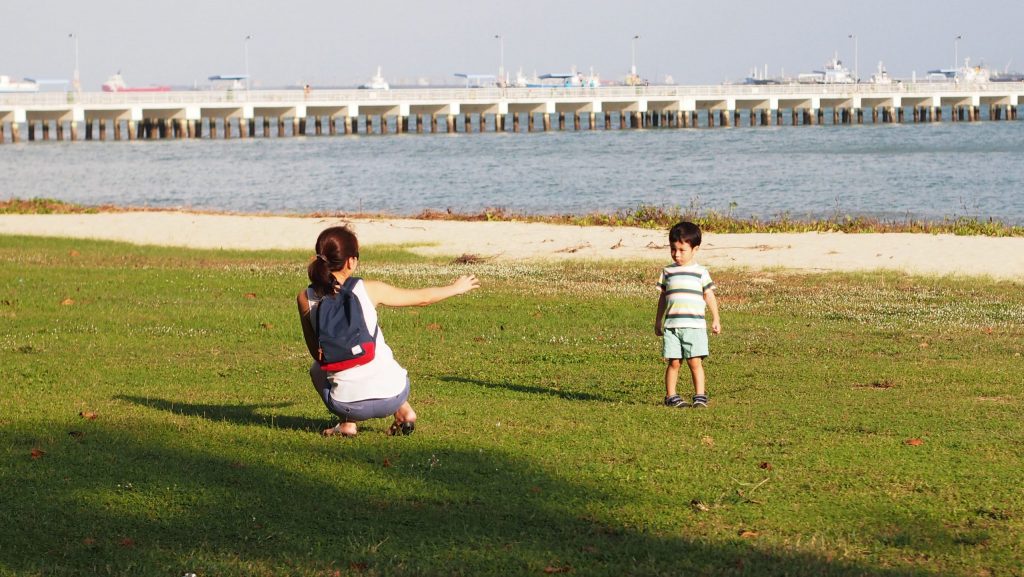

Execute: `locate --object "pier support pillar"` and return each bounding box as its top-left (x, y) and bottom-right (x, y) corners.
top-left (446, 114), bottom-right (455, 133)
top-left (416, 114), bottom-right (424, 133)
top-left (11, 122), bottom-right (20, 143)
top-left (496, 113), bottom-right (505, 132)
top-left (381, 115), bottom-right (390, 134)
top-left (41, 121), bottom-right (49, 141)
top-left (557, 112), bottom-right (564, 130)
top-left (112, 120), bottom-right (121, 140)
top-left (28, 122), bottom-right (35, 141)
top-left (513, 113), bottom-right (520, 133)
top-left (276, 118), bottom-right (285, 137)
top-left (0, 122), bottom-right (4, 144)
top-left (618, 112), bottom-right (626, 129)
top-left (399, 115), bottom-right (408, 133)
top-left (85, 120), bottom-right (93, 140)
top-left (543, 113), bottom-right (551, 131)
top-left (528, 113), bottom-right (535, 132)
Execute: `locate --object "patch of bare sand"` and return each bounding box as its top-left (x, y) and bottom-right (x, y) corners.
top-left (1, 211), bottom-right (1022, 280)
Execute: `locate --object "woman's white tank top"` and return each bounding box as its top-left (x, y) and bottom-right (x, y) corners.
top-left (307, 279), bottom-right (408, 402)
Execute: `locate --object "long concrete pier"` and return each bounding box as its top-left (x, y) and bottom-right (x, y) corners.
top-left (1, 83), bottom-right (1021, 143)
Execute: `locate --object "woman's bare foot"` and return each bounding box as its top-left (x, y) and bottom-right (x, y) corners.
top-left (322, 422), bottom-right (357, 437)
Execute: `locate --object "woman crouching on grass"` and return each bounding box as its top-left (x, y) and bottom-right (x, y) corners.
top-left (297, 225), bottom-right (479, 437)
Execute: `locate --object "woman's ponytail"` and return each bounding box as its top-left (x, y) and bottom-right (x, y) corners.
top-left (307, 226), bottom-right (359, 296)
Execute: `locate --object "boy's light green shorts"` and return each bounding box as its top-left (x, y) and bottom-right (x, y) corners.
top-left (663, 327), bottom-right (709, 359)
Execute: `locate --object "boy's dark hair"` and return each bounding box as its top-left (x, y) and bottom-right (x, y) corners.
top-left (669, 221), bottom-right (702, 247)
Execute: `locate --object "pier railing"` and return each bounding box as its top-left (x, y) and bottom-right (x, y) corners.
top-left (4, 82), bottom-right (1024, 107)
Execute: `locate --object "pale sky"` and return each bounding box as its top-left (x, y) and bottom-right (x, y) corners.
top-left (4, 0), bottom-right (1022, 89)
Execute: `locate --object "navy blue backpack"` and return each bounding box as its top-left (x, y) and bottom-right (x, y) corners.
top-left (313, 277), bottom-right (379, 372)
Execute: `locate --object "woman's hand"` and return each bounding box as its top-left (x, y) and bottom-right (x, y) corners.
top-left (450, 274), bottom-right (480, 296)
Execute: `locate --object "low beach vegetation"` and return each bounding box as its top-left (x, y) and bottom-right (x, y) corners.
top-left (4, 197), bottom-right (1023, 237)
top-left (2, 235), bottom-right (1022, 576)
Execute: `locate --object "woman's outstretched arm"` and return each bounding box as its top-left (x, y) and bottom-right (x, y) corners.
top-left (364, 275), bottom-right (479, 307)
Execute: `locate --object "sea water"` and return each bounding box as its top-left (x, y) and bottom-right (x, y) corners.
top-left (2, 121), bottom-right (1022, 224)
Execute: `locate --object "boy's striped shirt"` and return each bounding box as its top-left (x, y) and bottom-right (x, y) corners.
top-left (657, 262), bottom-right (715, 329)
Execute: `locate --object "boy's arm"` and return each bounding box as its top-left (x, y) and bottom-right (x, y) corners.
top-left (704, 289), bottom-right (721, 334)
top-left (364, 275), bottom-right (479, 307)
top-left (654, 290), bottom-right (667, 336)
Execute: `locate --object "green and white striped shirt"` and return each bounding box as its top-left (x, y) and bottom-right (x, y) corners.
top-left (657, 262), bottom-right (715, 329)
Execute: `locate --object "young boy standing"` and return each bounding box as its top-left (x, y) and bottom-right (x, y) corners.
top-left (654, 221), bottom-right (721, 408)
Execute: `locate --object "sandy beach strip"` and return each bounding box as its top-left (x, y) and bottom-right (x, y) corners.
top-left (1, 211), bottom-right (1022, 281)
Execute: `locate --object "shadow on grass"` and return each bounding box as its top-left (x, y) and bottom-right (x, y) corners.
top-left (115, 395), bottom-right (325, 432)
top-left (3, 419), bottom-right (966, 577)
top-left (440, 375), bottom-right (615, 402)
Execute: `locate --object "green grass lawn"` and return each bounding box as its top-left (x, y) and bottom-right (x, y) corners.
top-left (2, 235), bottom-right (1022, 577)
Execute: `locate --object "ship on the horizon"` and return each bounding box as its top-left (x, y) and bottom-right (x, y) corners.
top-left (102, 72), bottom-right (171, 93)
top-left (926, 59), bottom-right (991, 83)
top-left (358, 66), bottom-right (390, 90)
top-left (798, 54), bottom-right (856, 84)
top-left (744, 65), bottom-right (785, 85)
top-left (0, 75), bottom-right (40, 93)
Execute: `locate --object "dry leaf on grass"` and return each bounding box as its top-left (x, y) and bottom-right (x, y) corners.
top-left (739, 530), bottom-right (759, 539)
top-left (243, 292), bottom-right (257, 299)
top-left (79, 411), bottom-right (98, 420)
top-left (60, 298), bottom-right (75, 306)
top-left (904, 438), bottom-right (924, 446)
top-left (30, 448), bottom-right (46, 459)
top-left (543, 566), bottom-right (572, 574)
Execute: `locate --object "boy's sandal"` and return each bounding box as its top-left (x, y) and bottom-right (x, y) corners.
top-left (664, 395), bottom-right (690, 408)
top-left (691, 396), bottom-right (708, 408)
top-left (388, 421), bottom-right (415, 436)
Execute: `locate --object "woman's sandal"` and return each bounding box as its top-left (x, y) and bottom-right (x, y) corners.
top-left (387, 421), bottom-right (415, 436)
top-left (322, 423), bottom-right (357, 438)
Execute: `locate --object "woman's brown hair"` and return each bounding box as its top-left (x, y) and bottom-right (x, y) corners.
top-left (308, 226), bottom-right (359, 296)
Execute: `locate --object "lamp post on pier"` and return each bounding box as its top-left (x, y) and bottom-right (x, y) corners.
top-left (68, 32), bottom-right (80, 93)
top-left (629, 34), bottom-right (640, 85)
top-left (244, 34), bottom-right (252, 90)
top-left (494, 34), bottom-right (504, 87)
top-left (848, 33), bottom-right (858, 82)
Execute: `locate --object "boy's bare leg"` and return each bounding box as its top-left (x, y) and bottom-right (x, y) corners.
top-left (664, 359), bottom-right (682, 398)
top-left (687, 357), bottom-right (706, 396)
